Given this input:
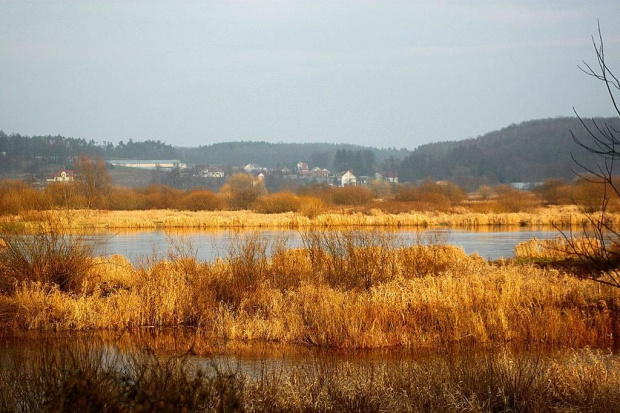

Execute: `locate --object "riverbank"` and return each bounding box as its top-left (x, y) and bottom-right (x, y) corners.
top-left (0, 205), bottom-right (604, 230)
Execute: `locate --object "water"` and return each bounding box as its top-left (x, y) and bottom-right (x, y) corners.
top-left (90, 227), bottom-right (564, 262)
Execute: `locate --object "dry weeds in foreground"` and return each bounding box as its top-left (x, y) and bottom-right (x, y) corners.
top-left (1, 341), bottom-right (620, 412)
top-left (1, 230), bottom-right (619, 349)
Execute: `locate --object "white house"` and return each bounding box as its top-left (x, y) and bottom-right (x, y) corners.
top-left (340, 170), bottom-right (357, 186)
top-left (46, 169), bottom-right (74, 183)
top-left (244, 163), bottom-right (265, 173)
top-left (197, 166), bottom-right (225, 178)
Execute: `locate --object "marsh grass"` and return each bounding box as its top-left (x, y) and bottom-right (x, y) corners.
top-left (0, 206), bottom-right (602, 231)
top-left (2, 341), bottom-right (620, 412)
top-left (2, 230), bottom-right (619, 349)
top-left (0, 339), bottom-right (244, 413)
top-left (0, 215), bottom-right (99, 293)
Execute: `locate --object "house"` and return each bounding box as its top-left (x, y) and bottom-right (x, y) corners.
top-left (244, 163), bottom-right (265, 173)
top-left (339, 170), bottom-right (357, 186)
top-left (511, 182), bottom-right (543, 190)
top-left (195, 165), bottom-right (225, 178)
top-left (297, 162), bottom-right (309, 174)
top-left (307, 166), bottom-right (330, 179)
top-left (46, 169), bottom-right (74, 183)
top-left (383, 172), bottom-right (398, 183)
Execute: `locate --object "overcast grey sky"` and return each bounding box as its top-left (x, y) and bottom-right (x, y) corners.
top-left (1, 1), bottom-right (620, 150)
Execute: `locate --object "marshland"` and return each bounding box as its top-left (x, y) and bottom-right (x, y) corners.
top-left (2, 202), bottom-right (620, 411)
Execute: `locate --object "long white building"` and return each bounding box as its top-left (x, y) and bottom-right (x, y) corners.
top-left (107, 159), bottom-right (187, 170)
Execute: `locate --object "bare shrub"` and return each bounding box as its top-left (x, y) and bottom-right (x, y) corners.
top-left (495, 185), bottom-right (541, 212)
top-left (297, 196), bottom-right (326, 218)
top-left (105, 186), bottom-right (144, 210)
top-left (251, 192), bottom-right (301, 214)
top-left (0, 216), bottom-right (97, 292)
top-left (0, 180), bottom-right (38, 215)
top-left (181, 189), bottom-right (224, 211)
top-left (331, 186), bottom-right (374, 206)
top-left (220, 173), bottom-right (267, 210)
top-left (301, 230), bottom-right (401, 289)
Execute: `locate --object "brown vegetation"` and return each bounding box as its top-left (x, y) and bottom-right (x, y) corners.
top-left (0, 205), bottom-right (602, 231)
top-left (2, 340), bottom-right (620, 412)
top-left (1, 173), bottom-right (618, 220)
top-left (1, 231), bottom-right (618, 350)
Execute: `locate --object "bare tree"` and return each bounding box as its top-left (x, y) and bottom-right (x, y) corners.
top-left (73, 154), bottom-right (111, 209)
top-left (566, 22), bottom-right (620, 288)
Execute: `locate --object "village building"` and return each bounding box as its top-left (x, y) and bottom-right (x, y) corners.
top-left (195, 165), bottom-right (225, 178)
top-left (339, 170), bottom-right (357, 186)
top-left (383, 171), bottom-right (398, 183)
top-left (108, 159), bottom-right (186, 171)
top-left (307, 166), bottom-right (330, 179)
top-left (244, 163), bottom-right (265, 173)
top-left (46, 169), bottom-right (74, 183)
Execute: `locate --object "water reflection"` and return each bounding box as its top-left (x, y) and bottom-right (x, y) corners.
top-left (88, 227), bottom-right (565, 262)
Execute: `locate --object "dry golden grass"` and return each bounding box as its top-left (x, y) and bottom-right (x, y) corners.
top-left (2, 338), bottom-right (620, 412)
top-left (2, 231), bottom-right (619, 350)
top-left (0, 205), bottom-right (605, 230)
top-left (515, 236), bottom-right (603, 260)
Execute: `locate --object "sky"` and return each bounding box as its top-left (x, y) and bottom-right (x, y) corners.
top-left (1, 1), bottom-right (620, 150)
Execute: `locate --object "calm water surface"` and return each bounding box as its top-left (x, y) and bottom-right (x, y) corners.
top-left (90, 228), bottom-right (563, 262)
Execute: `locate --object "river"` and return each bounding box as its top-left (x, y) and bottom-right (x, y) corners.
top-left (89, 227), bottom-right (564, 262)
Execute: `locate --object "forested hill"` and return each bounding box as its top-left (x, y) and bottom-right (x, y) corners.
top-left (398, 117), bottom-right (619, 187)
top-left (175, 142), bottom-right (408, 169)
top-left (0, 131), bottom-right (408, 175)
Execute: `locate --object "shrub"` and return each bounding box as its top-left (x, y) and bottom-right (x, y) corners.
top-left (534, 179), bottom-right (575, 205)
top-left (298, 196), bottom-right (326, 218)
top-left (106, 186), bottom-right (144, 210)
top-left (251, 192), bottom-right (301, 214)
top-left (0, 180), bottom-right (39, 215)
top-left (0, 218), bottom-right (96, 292)
top-left (331, 186), bottom-right (374, 206)
top-left (180, 189), bottom-right (223, 211)
top-left (220, 173), bottom-right (267, 210)
top-left (495, 185), bottom-right (541, 212)
top-left (138, 185), bottom-right (184, 209)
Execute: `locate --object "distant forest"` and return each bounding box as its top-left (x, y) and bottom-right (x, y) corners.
top-left (0, 131), bottom-right (408, 177)
top-left (1, 117), bottom-right (617, 186)
top-left (397, 117), bottom-right (617, 188)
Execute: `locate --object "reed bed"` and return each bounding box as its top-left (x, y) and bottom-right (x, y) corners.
top-left (1, 230), bottom-right (619, 349)
top-left (0, 206), bottom-right (604, 230)
top-left (515, 236), bottom-right (604, 260)
top-left (2, 341), bottom-right (620, 412)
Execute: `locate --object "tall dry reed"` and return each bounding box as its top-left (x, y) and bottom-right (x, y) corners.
top-left (2, 342), bottom-right (620, 412)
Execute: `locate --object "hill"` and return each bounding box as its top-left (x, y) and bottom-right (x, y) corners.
top-left (398, 117), bottom-right (619, 188)
top-left (175, 142), bottom-right (408, 170)
top-left (0, 131), bottom-right (408, 178)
